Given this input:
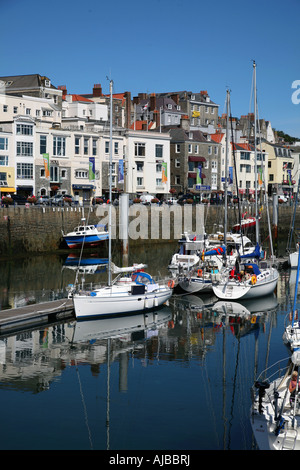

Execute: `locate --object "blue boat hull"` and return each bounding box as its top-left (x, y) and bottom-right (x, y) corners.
top-left (64, 233), bottom-right (109, 249)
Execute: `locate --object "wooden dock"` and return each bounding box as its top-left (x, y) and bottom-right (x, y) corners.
top-left (0, 298), bottom-right (74, 335)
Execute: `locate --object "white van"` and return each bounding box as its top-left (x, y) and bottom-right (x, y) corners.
top-left (140, 194), bottom-right (154, 204)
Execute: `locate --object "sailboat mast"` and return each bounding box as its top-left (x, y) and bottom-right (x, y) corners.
top-left (253, 61), bottom-right (260, 244)
top-left (108, 79), bottom-right (113, 286)
top-left (224, 89), bottom-right (230, 251)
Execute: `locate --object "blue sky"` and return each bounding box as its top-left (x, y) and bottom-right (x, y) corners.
top-left (1, 0), bottom-right (299, 137)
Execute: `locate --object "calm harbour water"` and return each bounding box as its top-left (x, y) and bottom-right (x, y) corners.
top-left (0, 243), bottom-right (295, 451)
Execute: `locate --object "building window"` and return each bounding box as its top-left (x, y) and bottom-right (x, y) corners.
top-left (156, 163), bottom-right (162, 173)
top-left (137, 177), bottom-right (143, 186)
top-left (17, 162), bottom-right (33, 179)
top-left (0, 137), bottom-right (8, 151)
top-left (75, 170), bottom-right (88, 178)
top-left (93, 139), bottom-right (97, 156)
top-left (75, 136), bottom-right (80, 155)
top-left (61, 169), bottom-right (67, 179)
top-left (16, 124), bottom-right (33, 135)
top-left (40, 135), bottom-right (47, 154)
top-left (135, 142), bottom-right (145, 157)
top-left (175, 158), bottom-right (180, 168)
top-left (40, 168), bottom-right (45, 178)
top-left (0, 156), bottom-right (8, 166)
top-left (208, 146), bottom-right (212, 155)
top-left (114, 142), bottom-right (119, 155)
top-left (25, 108), bottom-right (31, 115)
top-left (175, 175), bottom-right (180, 185)
top-left (156, 178), bottom-right (162, 186)
top-left (13, 106), bottom-right (18, 114)
top-left (155, 144), bottom-right (163, 158)
top-left (84, 138), bottom-right (89, 155)
top-left (175, 144), bottom-right (180, 153)
top-left (0, 172), bottom-right (7, 184)
top-left (105, 141), bottom-right (109, 154)
top-left (3, 105), bottom-right (7, 112)
top-left (17, 141), bottom-right (33, 156)
top-left (50, 166), bottom-right (59, 183)
top-left (136, 161), bottom-right (144, 172)
top-left (53, 136), bottom-right (66, 156)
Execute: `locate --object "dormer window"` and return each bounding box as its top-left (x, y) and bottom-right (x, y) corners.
top-left (45, 80), bottom-right (51, 87)
top-left (191, 95), bottom-right (195, 100)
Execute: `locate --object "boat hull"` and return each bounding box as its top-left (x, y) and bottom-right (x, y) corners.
top-left (64, 233), bottom-right (109, 249)
top-left (212, 270), bottom-right (279, 300)
top-left (73, 286), bottom-right (172, 320)
top-left (178, 277), bottom-right (212, 293)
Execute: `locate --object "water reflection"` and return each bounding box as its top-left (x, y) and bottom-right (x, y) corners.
top-left (0, 246), bottom-right (293, 449)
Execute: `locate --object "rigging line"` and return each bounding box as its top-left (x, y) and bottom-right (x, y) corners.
top-left (74, 358), bottom-right (94, 450)
top-left (227, 336), bottom-right (241, 450)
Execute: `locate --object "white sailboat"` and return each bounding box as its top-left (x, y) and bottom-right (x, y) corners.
top-left (70, 80), bottom-right (173, 321)
top-left (212, 62), bottom-right (278, 301)
top-left (283, 238), bottom-right (300, 350)
top-left (251, 352), bottom-right (300, 450)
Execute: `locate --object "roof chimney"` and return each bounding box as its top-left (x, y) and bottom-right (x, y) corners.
top-left (58, 85), bottom-right (67, 97)
top-left (93, 84), bottom-right (102, 97)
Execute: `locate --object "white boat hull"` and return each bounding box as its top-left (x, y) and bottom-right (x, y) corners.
top-left (73, 284), bottom-right (172, 320)
top-left (212, 269), bottom-right (278, 300)
top-left (178, 276), bottom-right (212, 293)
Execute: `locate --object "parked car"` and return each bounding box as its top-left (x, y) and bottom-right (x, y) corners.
top-left (36, 195), bottom-right (50, 205)
top-left (50, 194), bottom-right (75, 206)
top-left (10, 194), bottom-right (27, 205)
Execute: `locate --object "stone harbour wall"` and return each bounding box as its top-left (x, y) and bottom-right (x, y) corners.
top-left (0, 203), bottom-right (296, 256)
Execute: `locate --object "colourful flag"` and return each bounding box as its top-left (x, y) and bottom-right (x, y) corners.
top-left (287, 169), bottom-right (292, 186)
top-left (162, 162), bottom-right (167, 183)
top-left (43, 153), bottom-right (50, 180)
top-left (258, 167), bottom-right (263, 186)
top-left (192, 110), bottom-right (200, 117)
top-left (196, 165), bottom-right (202, 184)
top-left (118, 159), bottom-right (124, 183)
top-left (89, 157), bottom-right (95, 181)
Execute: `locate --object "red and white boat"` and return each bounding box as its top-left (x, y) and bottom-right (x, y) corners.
top-left (231, 213), bottom-right (258, 233)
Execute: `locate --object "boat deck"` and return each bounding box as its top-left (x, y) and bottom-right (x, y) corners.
top-left (0, 298), bottom-right (74, 336)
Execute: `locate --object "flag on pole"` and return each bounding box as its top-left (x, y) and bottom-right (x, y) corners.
top-left (89, 157), bottom-right (95, 181)
top-left (287, 169), bottom-right (292, 186)
top-left (196, 165), bottom-right (202, 184)
top-left (258, 167), bottom-right (263, 186)
top-left (162, 162), bottom-right (167, 183)
top-left (43, 153), bottom-right (50, 180)
top-left (118, 159), bottom-right (124, 183)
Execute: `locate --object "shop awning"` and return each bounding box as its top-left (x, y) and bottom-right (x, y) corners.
top-left (72, 184), bottom-right (95, 190)
top-left (1, 187), bottom-right (16, 192)
top-left (188, 156), bottom-right (206, 162)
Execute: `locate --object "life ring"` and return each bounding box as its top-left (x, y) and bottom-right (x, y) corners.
top-left (197, 269), bottom-right (203, 277)
top-left (251, 274), bottom-right (257, 285)
top-left (168, 280), bottom-right (175, 288)
top-left (218, 234), bottom-right (223, 240)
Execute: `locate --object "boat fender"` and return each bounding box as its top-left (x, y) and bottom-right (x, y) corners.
top-left (245, 273), bottom-right (251, 281)
top-left (168, 280), bottom-right (175, 288)
top-left (90, 292), bottom-right (97, 296)
top-left (197, 269), bottom-right (202, 277)
top-left (251, 275), bottom-right (257, 285)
